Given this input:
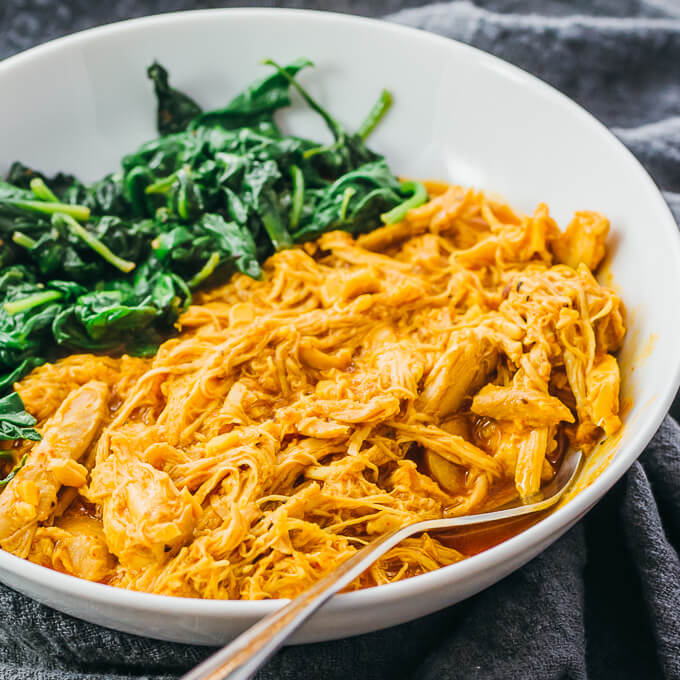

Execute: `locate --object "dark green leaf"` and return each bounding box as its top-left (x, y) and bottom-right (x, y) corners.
top-left (0, 392), bottom-right (39, 441)
top-left (148, 61), bottom-right (203, 135)
top-left (189, 58), bottom-right (312, 130)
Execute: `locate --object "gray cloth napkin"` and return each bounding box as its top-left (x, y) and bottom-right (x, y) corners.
top-left (1, 1), bottom-right (680, 678)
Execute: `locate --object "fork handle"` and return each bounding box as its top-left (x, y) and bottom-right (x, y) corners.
top-left (181, 526), bottom-right (410, 680)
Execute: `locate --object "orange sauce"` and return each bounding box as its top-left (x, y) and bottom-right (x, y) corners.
top-left (437, 511), bottom-right (549, 556)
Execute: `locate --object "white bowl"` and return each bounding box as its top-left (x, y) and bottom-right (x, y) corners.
top-left (0, 8), bottom-right (678, 646)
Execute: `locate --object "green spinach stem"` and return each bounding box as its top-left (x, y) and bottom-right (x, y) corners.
top-left (339, 187), bottom-right (356, 222)
top-left (380, 180), bottom-right (428, 224)
top-left (53, 212), bottom-right (136, 273)
top-left (289, 165), bottom-right (305, 229)
top-left (189, 252), bottom-right (221, 289)
top-left (12, 231), bottom-right (37, 249)
top-left (358, 90), bottom-right (393, 140)
top-left (302, 141), bottom-right (340, 160)
top-left (145, 173), bottom-right (177, 194)
top-left (4, 290), bottom-right (64, 315)
top-left (30, 177), bottom-right (59, 202)
top-left (9, 199), bottom-right (90, 222)
top-left (262, 58), bottom-right (344, 141)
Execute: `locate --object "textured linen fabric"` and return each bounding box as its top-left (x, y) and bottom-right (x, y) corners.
top-left (1, 1), bottom-right (680, 678)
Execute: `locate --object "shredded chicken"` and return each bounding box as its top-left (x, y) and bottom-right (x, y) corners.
top-left (2, 184), bottom-right (625, 599)
top-left (0, 382), bottom-right (109, 557)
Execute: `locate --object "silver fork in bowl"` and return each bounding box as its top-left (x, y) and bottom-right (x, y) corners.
top-left (183, 448), bottom-right (583, 680)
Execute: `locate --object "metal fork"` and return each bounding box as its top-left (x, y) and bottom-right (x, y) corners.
top-left (183, 448), bottom-right (583, 680)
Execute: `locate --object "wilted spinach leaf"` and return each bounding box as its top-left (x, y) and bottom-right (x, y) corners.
top-left (0, 392), bottom-right (40, 441)
top-left (148, 61), bottom-right (203, 135)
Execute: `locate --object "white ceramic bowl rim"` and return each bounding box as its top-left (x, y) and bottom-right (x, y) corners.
top-left (0, 7), bottom-right (679, 624)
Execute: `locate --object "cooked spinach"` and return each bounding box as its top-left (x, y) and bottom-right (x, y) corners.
top-left (0, 392), bottom-right (40, 442)
top-left (0, 58), bottom-right (428, 444)
top-left (0, 452), bottom-right (28, 487)
top-left (147, 62), bottom-right (202, 135)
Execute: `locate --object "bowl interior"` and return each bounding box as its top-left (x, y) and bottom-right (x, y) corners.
top-left (0, 8), bottom-right (678, 644)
